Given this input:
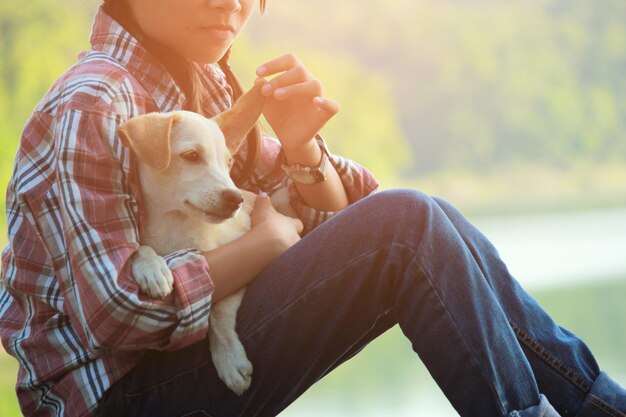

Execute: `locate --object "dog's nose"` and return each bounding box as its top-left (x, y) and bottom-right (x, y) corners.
top-left (221, 189), bottom-right (244, 212)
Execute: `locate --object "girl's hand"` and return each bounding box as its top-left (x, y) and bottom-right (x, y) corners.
top-left (204, 194), bottom-right (303, 302)
top-left (255, 54), bottom-right (340, 154)
top-left (251, 193), bottom-right (303, 254)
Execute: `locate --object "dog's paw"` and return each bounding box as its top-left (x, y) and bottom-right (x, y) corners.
top-left (211, 338), bottom-right (253, 396)
top-left (132, 246), bottom-right (174, 299)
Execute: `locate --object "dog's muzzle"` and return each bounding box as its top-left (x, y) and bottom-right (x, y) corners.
top-left (184, 188), bottom-right (243, 221)
top-left (221, 189), bottom-right (244, 213)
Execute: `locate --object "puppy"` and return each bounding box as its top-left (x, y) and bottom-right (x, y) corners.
top-left (118, 83), bottom-right (271, 395)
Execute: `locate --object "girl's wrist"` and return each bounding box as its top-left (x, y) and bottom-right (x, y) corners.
top-left (282, 138), bottom-right (321, 166)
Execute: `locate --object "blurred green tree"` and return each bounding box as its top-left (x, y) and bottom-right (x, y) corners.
top-left (0, 0), bottom-right (93, 241)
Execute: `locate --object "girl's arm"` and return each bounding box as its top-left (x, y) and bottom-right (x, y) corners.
top-left (252, 53), bottom-right (378, 220)
top-left (281, 136), bottom-right (350, 212)
top-left (238, 133), bottom-right (379, 234)
top-left (55, 107), bottom-right (214, 352)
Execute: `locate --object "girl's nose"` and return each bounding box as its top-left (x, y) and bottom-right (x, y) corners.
top-left (207, 0), bottom-right (242, 13)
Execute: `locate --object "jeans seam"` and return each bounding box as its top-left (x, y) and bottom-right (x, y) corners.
top-left (410, 255), bottom-right (508, 417)
top-left (179, 412), bottom-right (215, 417)
top-left (508, 320), bottom-right (592, 394)
top-left (240, 241), bottom-right (415, 343)
top-left (586, 394), bottom-right (626, 417)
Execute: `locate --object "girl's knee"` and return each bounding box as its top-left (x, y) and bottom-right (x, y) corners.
top-left (353, 189), bottom-right (440, 238)
top-left (364, 189), bottom-right (437, 219)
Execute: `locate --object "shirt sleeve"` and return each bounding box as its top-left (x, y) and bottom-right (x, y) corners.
top-left (237, 134), bottom-right (380, 233)
top-left (55, 107), bottom-right (213, 353)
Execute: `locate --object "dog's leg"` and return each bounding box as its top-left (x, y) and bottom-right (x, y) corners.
top-left (131, 245), bottom-right (174, 298)
top-left (209, 287), bottom-right (253, 395)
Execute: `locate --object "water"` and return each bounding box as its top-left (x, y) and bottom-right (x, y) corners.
top-left (279, 207), bottom-right (626, 417)
top-left (473, 207), bottom-right (626, 290)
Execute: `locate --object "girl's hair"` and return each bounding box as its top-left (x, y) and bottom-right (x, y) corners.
top-left (102, 0), bottom-right (267, 186)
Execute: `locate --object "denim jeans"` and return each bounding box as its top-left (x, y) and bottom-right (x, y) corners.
top-left (98, 189), bottom-right (626, 417)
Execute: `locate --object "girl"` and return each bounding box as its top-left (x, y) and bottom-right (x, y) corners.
top-left (1, 1), bottom-right (624, 416)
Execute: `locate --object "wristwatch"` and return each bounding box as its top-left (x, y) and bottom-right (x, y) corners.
top-left (281, 141), bottom-right (330, 185)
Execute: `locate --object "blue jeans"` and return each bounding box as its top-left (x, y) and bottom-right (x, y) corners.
top-left (98, 189), bottom-right (626, 417)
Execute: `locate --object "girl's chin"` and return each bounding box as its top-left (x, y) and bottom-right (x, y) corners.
top-left (186, 47), bottom-right (231, 64)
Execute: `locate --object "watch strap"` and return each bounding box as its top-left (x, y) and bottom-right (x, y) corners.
top-left (280, 136), bottom-right (331, 185)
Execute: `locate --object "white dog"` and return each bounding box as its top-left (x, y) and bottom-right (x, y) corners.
top-left (118, 83), bottom-right (277, 395)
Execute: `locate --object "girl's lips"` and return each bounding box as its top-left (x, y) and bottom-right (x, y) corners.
top-left (202, 24), bottom-right (235, 32)
top-left (201, 24), bottom-right (235, 40)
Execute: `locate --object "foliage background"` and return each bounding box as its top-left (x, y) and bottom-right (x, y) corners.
top-left (1, 0), bottom-right (625, 415)
top-left (3, 0), bottom-right (626, 231)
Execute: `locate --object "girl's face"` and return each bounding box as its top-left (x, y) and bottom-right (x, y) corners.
top-left (126, 0), bottom-right (256, 63)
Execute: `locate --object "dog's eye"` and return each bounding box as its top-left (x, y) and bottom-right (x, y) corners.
top-left (181, 151), bottom-right (200, 162)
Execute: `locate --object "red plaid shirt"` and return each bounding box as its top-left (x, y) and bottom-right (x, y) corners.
top-left (0, 6), bottom-right (378, 417)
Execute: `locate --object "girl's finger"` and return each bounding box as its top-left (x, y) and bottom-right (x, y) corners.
top-left (256, 53), bottom-right (301, 77)
top-left (313, 96), bottom-right (340, 115)
top-left (272, 80), bottom-right (323, 101)
top-left (253, 192), bottom-right (274, 210)
top-left (254, 77), bottom-right (273, 96)
top-left (265, 65), bottom-right (312, 90)
top-left (258, 66), bottom-right (315, 97)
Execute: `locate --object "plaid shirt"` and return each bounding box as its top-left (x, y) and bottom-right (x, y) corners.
top-left (0, 6), bottom-right (378, 417)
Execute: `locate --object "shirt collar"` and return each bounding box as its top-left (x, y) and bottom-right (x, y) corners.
top-left (88, 6), bottom-right (185, 112)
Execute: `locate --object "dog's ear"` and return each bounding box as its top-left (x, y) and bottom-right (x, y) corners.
top-left (117, 112), bottom-right (181, 170)
top-left (213, 82), bottom-right (266, 155)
